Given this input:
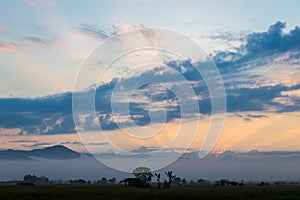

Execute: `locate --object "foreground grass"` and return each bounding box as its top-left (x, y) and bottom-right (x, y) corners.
top-left (0, 184), bottom-right (300, 200)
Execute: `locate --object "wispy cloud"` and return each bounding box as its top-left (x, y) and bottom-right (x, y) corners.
top-left (77, 23), bottom-right (114, 40)
top-left (60, 141), bottom-right (109, 146)
top-left (10, 139), bottom-right (38, 143)
top-left (0, 44), bottom-right (10, 51)
top-left (23, 36), bottom-right (48, 46)
top-left (76, 22), bottom-right (145, 41)
top-left (22, 142), bottom-right (52, 148)
top-left (0, 42), bottom-right (24, 52)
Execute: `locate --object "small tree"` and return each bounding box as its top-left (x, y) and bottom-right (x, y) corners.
top-left (173, 177), bottom-right (181, 185)
top-left (133, 167), bottom-right (153, 187)
top-left (154, 173), bottom-right (161, 189)
top-left (108, 177), bottom-right (116, 184)
top-left (166, 171), bottom-right (176, 184)
top-left (100, 177), bottom-right (108, 184)
top-left (164, 171), bottom-right (176, 188)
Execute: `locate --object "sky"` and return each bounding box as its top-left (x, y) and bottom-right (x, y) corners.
top-left (0, 0), bottom-right (300, 157)
top-left (1, 0), bottom-right (300, 97)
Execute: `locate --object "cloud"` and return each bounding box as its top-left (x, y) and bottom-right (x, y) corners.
top-left (0, 44), bottom-right (10, 51)
top-left (214, 21), bottom-right (300, 73)
top-left (1, 61), bottom-right (299, 134)
top-left (23, 36), bottom-right (48, 46)
top-left (0, 42), bottom-right (24, 52)
top-left (244, 21), bottom-right (300, 55)
top-left (228, 113), bottom-right (267, 122)
top-left (117, 22), bottom-right (141, 31)
top-left (60, 141), bottom-right (109, 146)
top-left (86, 142), bottom-right (109, 146)
top-left (77, 24), bottom-right (114, 40)
top-left (76, 23), bottom-right (146, 41)
top-left (10, 139), bottom-right (38, 143)
top-left (0, 93), bottom-right (75, 135)
top-left (0, 36), bottom-right (50, 53)
top-left (0, 21), bottom-right (300, 134)
top-left (22, 142), bottom-right (52, 148)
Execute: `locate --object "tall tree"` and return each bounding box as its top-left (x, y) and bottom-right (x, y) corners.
top-left (132, 167), bottom-right (153, 187)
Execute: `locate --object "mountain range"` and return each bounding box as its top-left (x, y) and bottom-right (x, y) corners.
top-left (1, 145), bottom-right (300, 161)
top-left (0, 145), bottom-right (81, 160)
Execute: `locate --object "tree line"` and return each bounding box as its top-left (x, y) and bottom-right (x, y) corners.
top-left (3, 169), bottom-right (297, 187)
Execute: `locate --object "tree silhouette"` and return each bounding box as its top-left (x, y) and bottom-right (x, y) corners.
top-left (164, 171), bottom-right (176, 188)
top-left (132, 167), bottom-right (153, 187)
top-left (23, 174), bottom-right (49, 184)
top-left (97, 177), bottom-right (108, 184)
top-left (108, 177), bottom-right (116, 184)
top-left (165, 171), bottom-right (176, 184)
top-left (154, 173), bottom-right (161, 189)
top-left (173, 177), bottom-right (181, 185)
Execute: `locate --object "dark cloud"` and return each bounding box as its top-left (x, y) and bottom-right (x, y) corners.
top-left (0, 93), bottom-right (75, 135)
top-left (214, 21), bottom-right (300, 73)
top-left (1, 66), bottom-right (299, 134)
top-left (245, 21), bottom-right (300, 55)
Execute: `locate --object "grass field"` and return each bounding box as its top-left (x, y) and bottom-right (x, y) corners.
top-left (0, 185), bottom-right (300, 200)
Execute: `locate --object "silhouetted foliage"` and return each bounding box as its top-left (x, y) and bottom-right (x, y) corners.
top-left (23, 174), bottom-right (49, 184)
top-left (173, 177), bottom-right (181, 185)
top-left (69, 179), bottom-right (86, 184)
top-left (120, 178), bottom-right (144, 187)
top-left (108, 177), bottom-right (116, 184)
top-left (215, 179), bottom-right (245, 187)
top-left (97, 177), bottom-right (108, 184)
top-left (197, 179), bottom-right (210, 185)
top-left (164, 171), bottom-right (176, 188)
top-left (155, 173), bottom-right (161, 189)
top-left (259, 182), bottom-right (270, 186)
top-left (132, 167), bottom-right (153, 187)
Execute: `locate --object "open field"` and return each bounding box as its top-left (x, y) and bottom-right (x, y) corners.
top-left (0, 185), bottom-right (300, 200)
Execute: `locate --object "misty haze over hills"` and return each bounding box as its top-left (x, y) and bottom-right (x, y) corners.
top-left (0, 145), bottom-right (300, 182)
top-left (2, 145), bottom-right (300, 161)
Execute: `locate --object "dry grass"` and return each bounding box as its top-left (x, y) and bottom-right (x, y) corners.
top-left (0, 184), bottom-right (300, 200)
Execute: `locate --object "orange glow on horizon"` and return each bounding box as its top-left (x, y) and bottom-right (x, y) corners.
top-left (0, 112), bottom-right (299, 153)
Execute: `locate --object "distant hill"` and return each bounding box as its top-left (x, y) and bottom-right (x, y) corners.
top-left (0, 145), bottom-right (81, 160)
